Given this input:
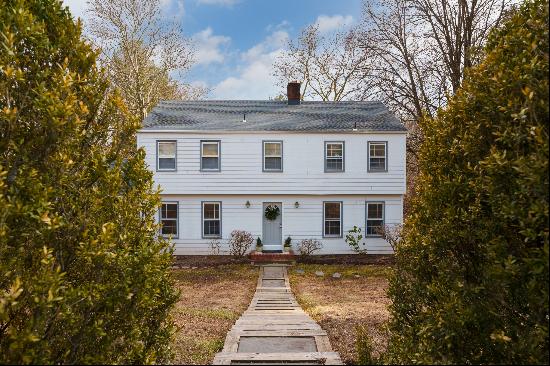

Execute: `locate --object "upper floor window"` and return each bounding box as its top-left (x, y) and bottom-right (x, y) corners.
top-left (157, 140), bottom-right (176, 171)
top-left (366, 202), bottom-right (384, 236)
top-left (201, 140), bottom-right (220, 171)
top-left (263, 141), bottom-right (283, 172)
top-left (368, 141), bottom-right (387, 172)
top-left (325, 141), bottom-right (344, 172)
top-left (160, 202), bottom-right (178, 237)
top-left (323, 201), bottom-right (342, 237)
top-left (202, 201), bottom-right (221, 238)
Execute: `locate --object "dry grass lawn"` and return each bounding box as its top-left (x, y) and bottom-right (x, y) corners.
top-left (171, 264), bottom-right (258, 365)
top-left (289, 264), bottom-right (392, 365)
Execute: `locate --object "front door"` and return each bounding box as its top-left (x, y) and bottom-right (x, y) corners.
top-left (262, 202), bottom-right (282, 251)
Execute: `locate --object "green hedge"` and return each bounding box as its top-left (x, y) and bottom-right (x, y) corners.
top-left (0, 0), bottom-right (178, 363)
top-left (385, 0), bottom-right (549, 364)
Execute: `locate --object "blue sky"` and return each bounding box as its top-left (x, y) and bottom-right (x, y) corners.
top-left (64, 0), bottom-right (362, 99)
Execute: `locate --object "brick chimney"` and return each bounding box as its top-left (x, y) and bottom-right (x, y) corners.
top-left (287, 81), bottom-right (301, 105)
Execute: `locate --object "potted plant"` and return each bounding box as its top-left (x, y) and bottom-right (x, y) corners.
top-left (284, 236), bottom-right (292, 252)
top-left (256, 237), bottom-right (263, 252)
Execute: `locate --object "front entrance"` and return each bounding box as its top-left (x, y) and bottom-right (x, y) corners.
top-left (262, 202), bottom-right (282, 252)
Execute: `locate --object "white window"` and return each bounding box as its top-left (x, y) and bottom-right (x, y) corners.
top-left (263, 141), bottom-right (283, 171)
top-left (366, 202), bottom-right (384, 236)
top-left (325, 142), bottom-right (344, 172)
top-left (157, 141), bottom-right (176, 171)
top-left (323, 201), bottom-right (342, 237)
top-left (160, 202), bottom-right (178, 237)
top-left (368, 142), bottom-right (387, 172)
top-left (202, 202), bottom-right (221, 238)
top-left (201, 141), bottom-right (220, 171)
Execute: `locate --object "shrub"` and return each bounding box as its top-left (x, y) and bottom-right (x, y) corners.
top-left (229, 230), bottom-right (254, 257)
top-left (384, 1), bottom-right (549, 364)
top-left (378, 224), bottom-right (403, 252)
top-left (356, 325), bottom-right (379, 365)
top-left (256, 237), bottom-right (262, 247)
top-left (345, 226), bottom-right (366, 254)
top-left (0, 0), bottom-right (178, 363)
top-left (284, 236), bottom-right (292, 247)
top-left (209, 239), bottom-right (221, 255)
top-left (297, 239), bottom-right (323, 256)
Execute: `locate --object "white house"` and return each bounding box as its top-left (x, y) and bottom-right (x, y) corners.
top-left (137, 83), bottom-right (406, 255)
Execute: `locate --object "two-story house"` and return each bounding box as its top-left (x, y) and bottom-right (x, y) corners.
top-left (137, 82), bottom-right (406, 255)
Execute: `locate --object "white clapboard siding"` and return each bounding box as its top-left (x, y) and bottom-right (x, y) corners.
top-left (159, 195), bottom-right (402, 255)
top-left (137, 132), bottom-right (406, 195)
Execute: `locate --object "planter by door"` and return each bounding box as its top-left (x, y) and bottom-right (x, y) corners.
top-left (262, 202), bottom-right (282, 251)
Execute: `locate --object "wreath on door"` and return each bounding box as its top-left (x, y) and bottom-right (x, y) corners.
top-left (264, 204), bottom-right (280, 221)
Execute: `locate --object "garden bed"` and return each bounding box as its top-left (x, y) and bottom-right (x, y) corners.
top-left (173, 254), bottom-right (394, 267)
top-left (295, 254), bottom-right (394, 265)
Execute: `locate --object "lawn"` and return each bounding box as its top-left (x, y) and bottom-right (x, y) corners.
top-left (289, 264), bottom-right (392, 365)
top-left (171, 264), bottom-right (259, 364)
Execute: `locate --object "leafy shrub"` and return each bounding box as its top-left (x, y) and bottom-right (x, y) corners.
top-left (384, 1), bottom-right (549, 364)
top-left (284, 236), bottom-right (292, 247)
top-left (256, 237), bottom-right (262, 247)
top-left (356, 325), bottom-right (379, 365)
top-left (228, 230), bottom-right (254, 256)
top-left (345, 225), bottom-right (366, 254)
top-left (297, 239), bottom-right (323, 256)
top-left (0, 0), bottom-right (178, 363)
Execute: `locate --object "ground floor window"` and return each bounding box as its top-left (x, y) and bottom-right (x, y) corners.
top-left (323, 201), bottom-right (342, 237)
top-left (160, 202), bottom-right (178, 237)
top-left (203, 201), bottom-right (221, 238)
top-left (366, 202), bottom-right (385, 236)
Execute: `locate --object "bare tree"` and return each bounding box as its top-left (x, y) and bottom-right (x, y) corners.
top-left (87, 0), bottom-right (206, 120)
top-left (361, 0), bottom-right (511, 125)
top-left (360, 0), bottom-right (511, 214)
top-left (273, 25), bottom-right (373, 101)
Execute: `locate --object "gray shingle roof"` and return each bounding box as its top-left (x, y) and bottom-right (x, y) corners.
top-left (142, 100), bottom-right (406, 132)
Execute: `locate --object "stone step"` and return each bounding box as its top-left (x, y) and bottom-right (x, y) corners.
top-left (213, 352), bottom-right (343, 365)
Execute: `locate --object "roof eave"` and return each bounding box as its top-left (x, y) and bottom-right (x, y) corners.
top-left (137, 128), bottom-right (408, 134)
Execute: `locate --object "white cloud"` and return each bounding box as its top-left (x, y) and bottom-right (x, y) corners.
top-left (211, 31), bottom-right (289, 100)
top-left (62, 0), bottom-right (88, 20)
top-left (315, 14), bottom-right (354, 34)
top-left (242, 30), bottom-right (288, 60)
top-left (265, 20), bottom-right (290, 33)
top-left (196, 0), bottom-right (240, 6)
top-left (193, 28), bottom-right (231, 66)
top-left (63, 0), bottom-right (186, 24)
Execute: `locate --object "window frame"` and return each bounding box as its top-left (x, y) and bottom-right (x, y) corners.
top-left (367, 141), bottom-right (388, 172)
top-left (200, 140), bottom-right (221, 172)
top-left (201, 201), bottom-right (222, 239)
top-left (324, 141), bottom-right (345, 173)
top-left (322, 201), bottom-right (343, 238)
top-left (365, 201), bottom-right (385, 237)
top-left (262, 140), bottom-right (283, 172)
top-left (156, 140), bottom-right (177, 172)
top-left (159, 201), bottom-right (179, 238)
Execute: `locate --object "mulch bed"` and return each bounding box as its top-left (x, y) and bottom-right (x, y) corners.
top-left (173, 254), bottom-right (394, 267)
top-left (173, 255), bottom-right (249, 267)
top-left (295, 254), bottom-right (394, 265)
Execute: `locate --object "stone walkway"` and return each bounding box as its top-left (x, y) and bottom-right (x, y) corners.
top-left (213, 264), bottom-right (343, 365)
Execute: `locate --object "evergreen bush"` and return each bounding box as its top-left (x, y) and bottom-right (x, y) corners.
top-left (0, 0), bottom-right (178, 363)
top-left (383, 0), bottom-right (549, 363)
